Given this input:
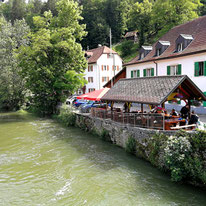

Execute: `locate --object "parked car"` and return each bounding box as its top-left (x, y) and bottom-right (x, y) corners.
top-left (66, 96), bottom-right (77, 105)
top-left (80, 102), bottom-right (107, 113)
top-left (74, 99), bottom-right (88, 107)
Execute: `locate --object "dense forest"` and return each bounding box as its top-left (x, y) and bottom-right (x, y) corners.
top-left (1, 0), bottom-right (206, 49)
top-left (0, 0), bottom-right (206, 114)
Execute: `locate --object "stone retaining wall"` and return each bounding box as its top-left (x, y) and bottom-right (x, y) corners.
top-left (75, 113), bottom-right (187, 159)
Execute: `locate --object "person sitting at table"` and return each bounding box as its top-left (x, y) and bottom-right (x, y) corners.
top-left (170, 108), bottom-right (178, 116)
top-left (180, 104), bottom-right (190, 119)
top-left (189, 110), bottom-right (199, 125)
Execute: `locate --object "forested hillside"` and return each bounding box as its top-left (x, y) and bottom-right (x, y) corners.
top-left (1, 0), bottom-right (205, 51)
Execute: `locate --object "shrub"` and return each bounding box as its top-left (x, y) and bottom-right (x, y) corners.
top-left (56, 104), bottom-right (76, 126)
top-left (163, 135), bottom-right (192, 182)
top-left (125, 136), bottom-right (136, 154)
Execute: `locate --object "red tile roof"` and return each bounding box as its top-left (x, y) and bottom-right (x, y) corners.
top-left (125, 16), bottom-right (206, 66)
top-left (124, 31), bottom-right (138, 38)
top-left (86, 46), bottom-right (117, 64)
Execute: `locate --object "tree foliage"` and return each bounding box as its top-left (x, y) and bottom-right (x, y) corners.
top-left (0, 17), bottom-right (30, 111)
top-left (17, 0), bottom-right (87, 115)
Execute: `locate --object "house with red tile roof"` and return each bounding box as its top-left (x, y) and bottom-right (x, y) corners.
top-left (125, 16), bottom-right (206, 107)
top-left (83, 46), bottom-right (122, 93)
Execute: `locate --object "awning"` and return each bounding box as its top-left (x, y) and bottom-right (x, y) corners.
top-left (77, 88), bottom-right (110, 101)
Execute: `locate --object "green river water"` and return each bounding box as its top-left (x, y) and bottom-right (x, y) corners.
top-left (0, 112), bottom-right (206, 206)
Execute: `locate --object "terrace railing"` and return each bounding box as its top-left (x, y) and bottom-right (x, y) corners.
top-left (91, 108), bottom-right (165, 130)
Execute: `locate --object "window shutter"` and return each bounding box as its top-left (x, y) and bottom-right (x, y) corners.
top-left (117, 66), bottom-right (119, 71)
top-left (91, 66), bottom-right (93, 71)
top-left (167, 66), bottom-right (170, 75)
top-left (204, 92), bottom-right (206, 107)
top-left (102, 77), bottom-right (104, 82)
top-left (102, 65), bottom-right (103, 71)
top-left (151, 68), bottom-right (154, 76)
top-left (112, 66), bottom-right (114, 71)
top-left (194, 62), bottom-right (199, 76)
top-left (131, 71), bottom-right (134, 78)
top-left (137, 70), bottom-right (140, 77)
top-left (177, 64), bottom-right (182, 75)
top-left (91, 77), bottom-right (93, 83)
top-left (143, 69), bottom-right (146, 77)
top-left (107, 65), bottom-right (109, 71)
top-left (107, 77), bottom-right (109, 81)
top-left (204, 62), bottom-right (206, 76)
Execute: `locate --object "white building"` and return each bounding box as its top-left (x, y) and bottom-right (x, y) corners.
top-left (125, 16), bottom-right (206, 108)
top-left (84, 46), bottom-right (122, 93)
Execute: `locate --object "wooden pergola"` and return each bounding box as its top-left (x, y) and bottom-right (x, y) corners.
top-left (102, 75), bottom-right (206, 112)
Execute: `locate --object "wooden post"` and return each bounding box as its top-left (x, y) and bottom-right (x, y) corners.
top-left (188, 99), bottom-right (191, 119)
top-left (141, 104), bottom-right (143, 113)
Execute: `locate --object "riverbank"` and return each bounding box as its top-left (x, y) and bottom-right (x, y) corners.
top-left (56, 106), bottom-right (206, 188)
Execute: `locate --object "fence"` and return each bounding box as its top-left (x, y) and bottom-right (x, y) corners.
top-left (91, 108), bottom-right (165, 130)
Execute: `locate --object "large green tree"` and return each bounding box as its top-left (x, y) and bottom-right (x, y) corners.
top-left (128, 0), bottom-right (154, 47)
top-left (0, 17), bottom-right (30, 111)
top-left (80, 0), bottom-right (110, 49)
top-left (128, 0), bottom-right (202, 47)
top-left (11, 0), bottom-right (26, 23)
top-left (17, 0), bottom-right (87, 115)
top-left (151, 0), bottom-right (202, 39)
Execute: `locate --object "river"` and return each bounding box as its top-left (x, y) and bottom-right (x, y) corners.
top-left (0, 112), bottom-right (205, 206)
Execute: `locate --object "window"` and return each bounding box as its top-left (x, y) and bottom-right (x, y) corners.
top-left (177, 43), bottom-right (183, 52)
top-left (156, 48), bottom-right (161, 56)
top-left (143, 68), bottom-right (154, 77)
top-left (88, 77), bottom-right (93, 83)
top-left (131, 70), bottom-right (140, 78)
top-left (167, 65), bottom-right (181, 75)
top-left (102, 76), bottom-right (109, 82)
top-left (194, 61), bottom-right (206, 77)
top-left (88, 65), bottom-right (93, 72)
top-left (88, 88), bottom-right (95, 92)
top-left (112, 65), bottom-right (119, 71)
top-left (102, 65), bottom-right (108, 71)
top-left (140, 52), bottom-right (144, 60)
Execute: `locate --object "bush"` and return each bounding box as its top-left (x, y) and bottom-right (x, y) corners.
top-left (125, 136), bottom-right (136, 154)
top-left (163, 135), bottom-right (192, 181)
top-left (56, 104), bottom-right (76, 126)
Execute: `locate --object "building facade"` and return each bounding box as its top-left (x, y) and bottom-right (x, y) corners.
top-left (125, 16), bottom-right (206, 107)
top-left (84, 46), bottom-right (122, 93)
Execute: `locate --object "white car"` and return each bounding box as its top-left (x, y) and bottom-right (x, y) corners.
top-left (66, 96), bottom-right (77, 105)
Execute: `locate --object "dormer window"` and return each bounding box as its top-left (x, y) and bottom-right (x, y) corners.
top-left (139, 46), bottom-right (152, 60)
top-left (155, 41), bottom-right (170, 56)
top-left (175, 34), bottom-right (193, 52)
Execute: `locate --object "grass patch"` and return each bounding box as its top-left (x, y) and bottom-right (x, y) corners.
top-left (113, 40), bottom-right (139, 63)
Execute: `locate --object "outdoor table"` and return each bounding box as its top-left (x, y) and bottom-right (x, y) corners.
top-left (164, 118), bottom-right (186, 130)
